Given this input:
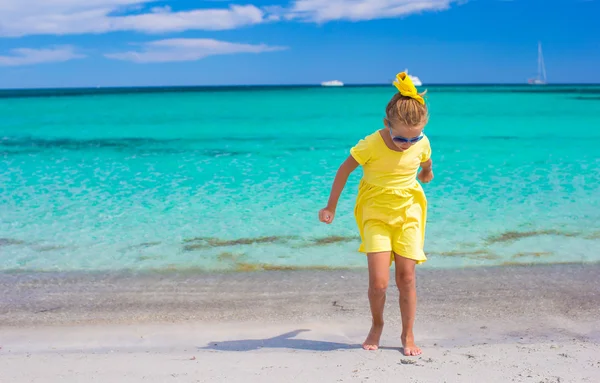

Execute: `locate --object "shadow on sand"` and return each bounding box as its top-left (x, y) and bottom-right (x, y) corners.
top-left (199, 329), bottom-right (362, 352)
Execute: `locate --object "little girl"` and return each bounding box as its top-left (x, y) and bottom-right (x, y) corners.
top-left (319, 72), bottom-right (433, 356)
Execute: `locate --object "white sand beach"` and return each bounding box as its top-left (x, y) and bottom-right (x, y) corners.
top-left (1, 264), bottom-right (599, 382)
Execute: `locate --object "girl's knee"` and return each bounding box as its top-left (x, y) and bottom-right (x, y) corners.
top-left (369, 278), bottom-right (388, 295)
top-left (396, 269), bottom-right (415, 286)
top-left (394, 253), bottom-right (417, 287)
top-left (369, 278), bottom-right (389, 292)
top-left (367, 251), bottom-right (392, 292)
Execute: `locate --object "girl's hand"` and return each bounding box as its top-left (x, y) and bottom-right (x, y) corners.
top-left (319, 208), bottom-right (335, 224)
top-left (418, 169), bottom-right (434, 183)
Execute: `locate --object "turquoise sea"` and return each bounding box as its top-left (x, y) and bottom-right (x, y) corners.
top-left (1, 85), bottom-right (599, 273)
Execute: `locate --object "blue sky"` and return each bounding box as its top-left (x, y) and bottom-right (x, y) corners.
top-left (0, 0), bottom-right (599, 88)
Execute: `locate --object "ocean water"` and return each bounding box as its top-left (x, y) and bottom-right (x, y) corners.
top-left (1, 85), bottom-right (599, 273)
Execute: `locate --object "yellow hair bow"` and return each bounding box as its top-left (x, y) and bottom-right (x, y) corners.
top-left (393, 72), bottom-right (425, 105)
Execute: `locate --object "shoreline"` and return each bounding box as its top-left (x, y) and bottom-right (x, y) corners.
top-left (2, 263), bottom-right (599, 382)
top-left (2, 262), bottom-right (599, 327)
top-left (2, 258), bottom-right (598, 276)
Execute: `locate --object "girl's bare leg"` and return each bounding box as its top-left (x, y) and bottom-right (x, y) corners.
top-left (363, 252), bottom-right (391, 350)
top-left (394, 254), bottom-right (421, 356)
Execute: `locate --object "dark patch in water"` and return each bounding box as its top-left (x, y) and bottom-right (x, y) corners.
top-left (512, 251), bottom-right (553, 259)
top-left (0, 85), bottom-right (353, 99)
top-left (307, 235), bottom-right (360, 246)
top-left (1, 84), bottom-right (599, 100)
top-left (0, 136), bottom-right (181, 150)
top-left (430, 250), bottom-right (498, 260)
top-left (0, 238), bottom-right (26, 246)
top-left (139, 241), bottom-right (161, 247)
top-left (584, 232), bottom-right (600, 240)
top-left (235, 263), bottom-right (261, 272)
top-left (32, 245), bottom-right (69, 252)
top-left (182, 243), bottom-right (205, 251)
top-left (184, 235), bottom-right (360, 250)
top-left (1, 135), bottom-right (347, 157)
top-left (226, 136), bottom-right (279, 143)
top-left (16, 255), bottom-right (36, 267)
top-left (459, 242), bottom-right (479, 249)
top-left (183, 236), bottom-right (294, 251)
top-left (202, 149), bottom-right (248, 157)
top-left (1, 149), bottom-right (45, 156)
top-left (486, 230), bottom-right (578, 244)
top-left (125, 242), bottom-right (161, 251)
top-left (217, 252), bottom-right (243, 262)
top-left (0, 137), bottom-right (250, 156)
top-left (137, 255), bottom-right (162, 261)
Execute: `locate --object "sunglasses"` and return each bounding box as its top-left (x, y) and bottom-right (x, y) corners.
top-left (386, 122), bottom-right (424, 144)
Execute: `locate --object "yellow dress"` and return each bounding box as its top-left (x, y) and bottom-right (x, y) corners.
top-left (350, 130), bottom-right (431, 265)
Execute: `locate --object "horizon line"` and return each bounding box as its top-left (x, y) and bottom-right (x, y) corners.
top-left (1, 82), bottom-right (599, 92)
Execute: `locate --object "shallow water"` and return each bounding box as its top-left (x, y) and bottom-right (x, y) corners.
top-left (1, 85), bottom-right (599, 272)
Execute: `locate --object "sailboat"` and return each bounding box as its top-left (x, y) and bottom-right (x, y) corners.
top-left (528, 42), bottom-right (547, 85)
top-left (321, 80), bottom-right (344, 87)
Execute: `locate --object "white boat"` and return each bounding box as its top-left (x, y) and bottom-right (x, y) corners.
top-left (405, 69), bottom-right (422, 86)
top-left (321, 80), bottom-right (344, 87)
top-left (528, 42), bottom-right (547, 85)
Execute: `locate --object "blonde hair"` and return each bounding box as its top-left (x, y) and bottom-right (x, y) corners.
top-left (385, 91), bottom-right (429, 127)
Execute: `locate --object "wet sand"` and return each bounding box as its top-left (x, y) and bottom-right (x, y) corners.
top-left (1, 264), bottom-right (599, 382)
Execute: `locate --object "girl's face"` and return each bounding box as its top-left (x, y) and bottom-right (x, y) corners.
top-left (384, 118), bottom-right (425, 151)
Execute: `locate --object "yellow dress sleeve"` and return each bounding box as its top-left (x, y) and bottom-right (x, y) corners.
top-left (419, 136), bottom-right (432, 163)
top-left (350, 137), bottom-right (372, 165)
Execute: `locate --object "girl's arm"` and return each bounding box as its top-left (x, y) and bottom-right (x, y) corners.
top-left (319, 155), bottom-right (359, 224)
top-left (418, 158), bottom-right (434, 183)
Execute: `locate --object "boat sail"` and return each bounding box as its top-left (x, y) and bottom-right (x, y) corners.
top-left (528, 42), bottom-right (547, 85)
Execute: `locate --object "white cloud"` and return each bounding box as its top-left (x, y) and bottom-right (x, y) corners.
top-left (0, 46), bottom-right (85, 66)
top-left (0, 1), bottom-right (464, 37)
top-left (105, 38), bottom-right (286, 63)
top-left (113, 5), bottom-right (264, 33)
top-left (287, 0), bottom-right (461, 23)
top-left (150, 5), bottom-right (172, 14)
top-left (0, 1), bottom-right (266, 37)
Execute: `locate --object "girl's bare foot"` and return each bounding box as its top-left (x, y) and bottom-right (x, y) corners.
top-left (401, 333), bottom-right (422, 356)
top-left (362, 323), bottom-right (384, 350)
